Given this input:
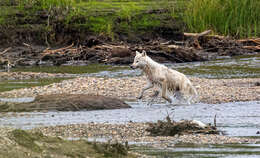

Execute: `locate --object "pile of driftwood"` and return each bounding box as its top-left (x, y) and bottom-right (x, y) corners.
top-left (39, 30), bottom-right (259, 65)
top-left (1, 30), bottom-right (259, 69)
top-left (146, 115), bottom-right (220, 136)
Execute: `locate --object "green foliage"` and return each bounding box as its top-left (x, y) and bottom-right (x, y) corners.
top-left (184, 0), bottom-right (260, 38)
top-left (117, 2), bottom-right (144, 22)
top-left (132, 14), bottom-right (161, 30)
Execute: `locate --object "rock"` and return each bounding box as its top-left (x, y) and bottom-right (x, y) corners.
top-left (0, 94), bottom-right (131, 112)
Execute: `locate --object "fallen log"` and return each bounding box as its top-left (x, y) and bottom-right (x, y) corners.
top-left (184, 30), bottom-right (212, 49)
top-left (242, 45), bottom-right (260, 51)
top-left (42, 43), bottom-right (74, 54)
top-left (237, 38), bottom-right (260, 45)
top-left (184, 30), bottom-right (212, 37)
top-left (0, 47), bottom-right (11, 55)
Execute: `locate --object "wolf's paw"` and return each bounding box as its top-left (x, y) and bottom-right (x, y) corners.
top-left (149, 90), bottom-right (159, 98)
top-left (137, 95), bottom-right (143, 99)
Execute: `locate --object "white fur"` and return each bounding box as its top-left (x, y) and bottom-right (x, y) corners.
top-left (130, 50), bottom-right (198, 104)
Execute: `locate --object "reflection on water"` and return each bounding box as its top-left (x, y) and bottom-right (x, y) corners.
top-left (0, 97), bottom-right (35, 103)
top-left (0, 101), bottom-right (259, 137)
top-left (1, 55), bottom-right (259, 79)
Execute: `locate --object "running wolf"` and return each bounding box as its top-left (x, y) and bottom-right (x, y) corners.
top-left (130, 50), bottom-right (198, 104)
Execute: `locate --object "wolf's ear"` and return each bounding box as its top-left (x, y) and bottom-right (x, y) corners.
top-left (142, 50), bottom-right (147, 56)
top-left (136, 51), bottom-right (140, 55)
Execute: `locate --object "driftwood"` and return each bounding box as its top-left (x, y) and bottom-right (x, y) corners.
top-left (238, 38), bottom-right (260, 44)
top-left (184, 30), bottom-right (226, 39)
top-left (42, 43), bottom-right (74, 55)
top-left (0, 47), bottom-right (11, 55)
top-left (237, 38), bottom-right (260, 51)
top-left (1, 30), bottom-right (257, 67)
top-left (184, 30), bottom-right (212, 37)
top-left (242, 45), bottom-right (260, 50)
top-left (184, 30), bottom-right (212, 49)
top-left (146, 116), bottom-right (220, 136)
top-left (94, 44), bottom-right (129, 50)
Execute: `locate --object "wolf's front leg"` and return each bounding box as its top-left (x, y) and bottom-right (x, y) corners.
top-left (162, 80), bottom-right (172, 103)
top-left (138, 82), bottom-right (153, 99)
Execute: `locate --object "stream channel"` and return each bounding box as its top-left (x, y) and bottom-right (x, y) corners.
top-left (0, 55), bottom-right (260, 157)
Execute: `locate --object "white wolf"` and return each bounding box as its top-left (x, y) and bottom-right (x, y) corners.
top-left (130, 50), bottom-right (198, 104)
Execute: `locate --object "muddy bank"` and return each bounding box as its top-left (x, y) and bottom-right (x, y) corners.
top-left (0, 94), bottom-right (130, 112)
top-left (0, 76), bottom-right (259, 104)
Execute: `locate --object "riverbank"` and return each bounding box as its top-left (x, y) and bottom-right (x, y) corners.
top-left (0, 76), bottom-right (259, 104)
top-left (0, 127), bottom-right (139, 158)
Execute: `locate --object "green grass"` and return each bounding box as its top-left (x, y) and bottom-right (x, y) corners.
top-left (11, 64), bottom-right (129, 74)
top-left (184, 0), bottom-right (260, 38)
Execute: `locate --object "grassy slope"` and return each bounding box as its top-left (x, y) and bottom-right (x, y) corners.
top-left (0, 0), bottom-right (183, 46)
top-left (1, 0), bottom-right (259, 47)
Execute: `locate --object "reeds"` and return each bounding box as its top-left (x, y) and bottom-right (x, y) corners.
top-left (18, 0), bottom-right (75, 9)
top-left (184, 0), bottom-right (260, 38)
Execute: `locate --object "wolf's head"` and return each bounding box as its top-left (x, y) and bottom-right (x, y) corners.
top-left (130, 50), bottom-right (147, 69)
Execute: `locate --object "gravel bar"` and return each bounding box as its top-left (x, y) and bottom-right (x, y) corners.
top-left (32, 123), bottom-right (260, 147)
top-left (0, 76), bottom-right (259, 104)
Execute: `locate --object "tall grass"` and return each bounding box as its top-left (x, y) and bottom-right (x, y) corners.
top-left (184, 0), bottom-right (260, 38)
top-left (18, 0), bottom-right (76, 9)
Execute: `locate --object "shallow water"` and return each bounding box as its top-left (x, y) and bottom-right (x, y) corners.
top-left (0, 100), bottom-right (259, 158)
top-left (0, 97), bottom-right (34, 103)
top-left (0, 101), bottom-right (259, 137)
top-left (134, 143), bottom-right (260, 158)
top-left (2, 55), bottom-right (259, 79)
top-left (76, 55), bottom-right (260, 78)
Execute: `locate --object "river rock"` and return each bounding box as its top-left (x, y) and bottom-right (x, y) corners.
top-left (0, 94), bottom-right (131, 112)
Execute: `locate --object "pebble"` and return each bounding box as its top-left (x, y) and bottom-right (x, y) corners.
top-left (0, 75), bottom-right (259, 104)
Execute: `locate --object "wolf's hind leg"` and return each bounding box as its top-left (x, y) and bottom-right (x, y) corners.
top-left (147, 90), bottom-right (160, 106)
top-left (162, 80), bottom-right (172, 103)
